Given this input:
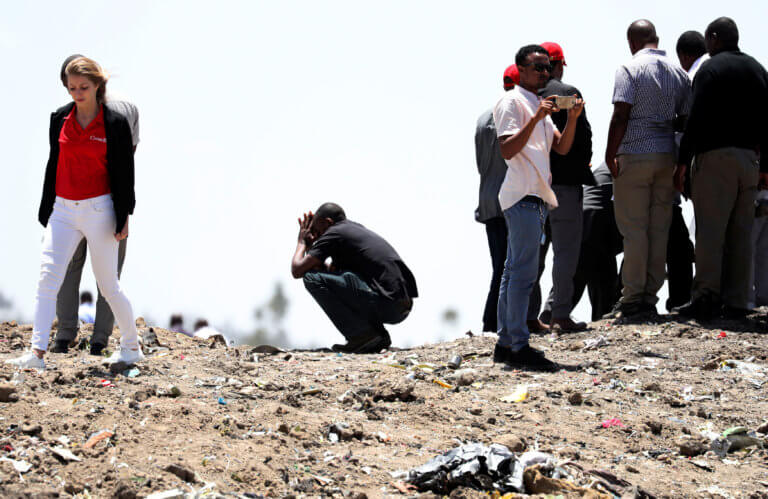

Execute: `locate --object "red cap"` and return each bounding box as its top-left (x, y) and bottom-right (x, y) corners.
top-left (540, 42), bottom-right (566, 66)
top-left (503, 64), bottom-right (519, 90)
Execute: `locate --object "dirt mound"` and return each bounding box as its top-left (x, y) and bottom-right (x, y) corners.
top-left (0, 312), bottom-right (767, 497)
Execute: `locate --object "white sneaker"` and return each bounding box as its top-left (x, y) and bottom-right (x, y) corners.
top-left (5, 352), bottom-right (45, 370)
top-left (104, 348), bottom-right (145, 365)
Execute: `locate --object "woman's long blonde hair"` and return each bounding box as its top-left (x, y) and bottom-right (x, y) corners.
top-left (65, 57), bottom-right (109, 104)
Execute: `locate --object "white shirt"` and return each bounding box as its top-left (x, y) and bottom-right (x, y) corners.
top-left (688, 54), bottom-right (709, 81)
top-left (493, 86), bottom-right (558, 210)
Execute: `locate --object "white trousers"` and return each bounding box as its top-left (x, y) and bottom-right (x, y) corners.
top-left (32, 195), bottom-right (139, 351)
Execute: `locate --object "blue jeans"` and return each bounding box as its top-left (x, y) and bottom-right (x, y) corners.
top-left (497, 199), bottom-right (547, 351)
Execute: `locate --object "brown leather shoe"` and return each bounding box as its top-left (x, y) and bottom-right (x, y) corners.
top-left (526, 319), bottom-right (550, 333)
top-left (550, 317), bottom-right (588, 332)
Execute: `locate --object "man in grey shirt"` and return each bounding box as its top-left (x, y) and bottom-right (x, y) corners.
top-left (52, 54), bottom-right (140, 355)
top-left (475, 64), bottom-right (518, 332)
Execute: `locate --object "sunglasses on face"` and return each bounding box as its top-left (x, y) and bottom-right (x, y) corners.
top-left (522, 62), bottom-right (552, 73)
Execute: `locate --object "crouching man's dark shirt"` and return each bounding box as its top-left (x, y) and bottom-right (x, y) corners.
top-left (308, 220), bottom-right (418, 301)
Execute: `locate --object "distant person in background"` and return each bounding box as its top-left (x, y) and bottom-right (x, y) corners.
top-left (604, 19), bottom-right (691, 319)
top-left (78, 291), bottom-right (95, 324)
top-left (676, 17), bottom-right (768, 319)
top-left (677, 30), bottom-right (709, 79)
top-left (6, 57), bottom-right (141, 370)
top-left (53, 54), bottom-right (140, 356)
top-left (535, 41), bottom-right (593, 332)
top-left (475, 64), bottom-right (519, 332)
top-left (492, 44), bottom-right (583, 371)
top-left (192, 319), bottom-right (232, 345)
top-left (291, 203), bottom-right (417, 353)
top-left (660, 31), bottom-right (709, 311)
top-left (169, 314), bottom-right (191, 336)
top-left (571, 164), bottom-right (623, 320)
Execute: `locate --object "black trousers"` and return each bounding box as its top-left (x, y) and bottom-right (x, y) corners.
top-left (666, 205), bottom-right (694, 310)
top-left (572, 209), bottom-right (622, 321)
top-left (482, 217), bottom-right (507, 331)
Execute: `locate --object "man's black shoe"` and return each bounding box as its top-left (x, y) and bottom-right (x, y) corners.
top-left (639, 302), bottom-right (657, 315)
top-left (90, 343), bottom-right (105, 356)
top-left (674, 297), bottom-right (720, 321)
top-left (602, 301), bottom-right (644, 320)
top-left (332, 334), bottom-right (390, 354)
top-left (493, 343), bottom-right (511, 364)
top-left (494, 343), bottom-right (559, 372)
top-left (721, 305), bottom-right (751, 320)
top-left (52, 340), bottom-right (69, 354)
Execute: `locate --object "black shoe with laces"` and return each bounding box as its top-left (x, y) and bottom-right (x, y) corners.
top-left (52, 340), bottom-right (69, 354)
top-left (89, 343), bottom-right (105, 356)
top-left (494, 343), bottom-right (559, 372)
top-left (674, 296), bottom-right (721, 321)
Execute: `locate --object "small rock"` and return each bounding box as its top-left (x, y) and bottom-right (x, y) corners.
top-left (642, 382), bottom-right (662, 392)
top-left (567, 392), bottom-right (583, 405)
top-left (696, 407), bottom-right (710, 419)
top-left (656, 454), bottom-right (671, 463)
top-left (498, 434), bottom-right (526, 452)
top-left (21, 424), bottom-right (42, 436)
top-left (0, 384), bottom-right (18, 403)
top-left (757, 421), bottom-right (768, 434)
top-left (445, 369), bottom-right (477, 387)
top-left (112, 480), bottom-right (138, 499)
top-left (327, 422), bottom-right (365, 442)
top-left (372, 381), bottom-right (417, 402)
top-left (64, 480), bottom-right (86, 495)
top-left (278, 423), bottom-right (290, 434)
top-left (164, 463), bottom-right (201, 483)
top-left (678, 437), bottom-right (707, 457)
top-left (625, 465), bottom-right (639, 473)
top-left (558, 446), bottom-right (580, 460)
top-left (644, 421), bottom-right (663, 435)
top-left (469, 406), bottom-right (482, 415)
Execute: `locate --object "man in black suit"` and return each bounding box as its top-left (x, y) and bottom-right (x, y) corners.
top-left (532, 41), bottom-right (594, 331)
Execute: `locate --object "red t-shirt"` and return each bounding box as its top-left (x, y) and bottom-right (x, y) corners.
top-left (55, 105), bottom-right (110, 200)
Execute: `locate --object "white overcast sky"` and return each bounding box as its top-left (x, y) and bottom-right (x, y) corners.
top-left (1, 1), bottom-right (766, 347)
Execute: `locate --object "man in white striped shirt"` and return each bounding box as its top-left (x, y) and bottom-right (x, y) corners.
top-left (604, 20), bottom-right (691, 320)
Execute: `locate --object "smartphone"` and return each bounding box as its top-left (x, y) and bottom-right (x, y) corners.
top-left (554, 96), bottom-right (577, 110)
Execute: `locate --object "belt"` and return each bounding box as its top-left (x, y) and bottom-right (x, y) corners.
top-left (520, 195), bottom-right (543, 204)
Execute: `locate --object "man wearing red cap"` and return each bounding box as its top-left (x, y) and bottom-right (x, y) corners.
top-left (529, 41), bottom-right (593, 332)
top-left (475, 64), bottom-right (519, 332)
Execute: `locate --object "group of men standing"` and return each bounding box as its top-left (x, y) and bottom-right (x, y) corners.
top-left (476, 17), bottom-right (768, 370)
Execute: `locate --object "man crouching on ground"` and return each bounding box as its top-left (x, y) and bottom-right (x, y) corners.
top-left (493, 45), bottom-right (584, 371)
top-left (291, 202), bottom-right (418, 353)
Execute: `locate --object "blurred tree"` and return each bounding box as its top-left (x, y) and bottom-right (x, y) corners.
top-left (242, 282), bottom-right (290, 347)
top-left (442, 307), bottom-right (459, 325)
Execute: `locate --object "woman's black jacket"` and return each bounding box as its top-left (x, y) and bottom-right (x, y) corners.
top-left (38, 102), bottom-right (135, 234)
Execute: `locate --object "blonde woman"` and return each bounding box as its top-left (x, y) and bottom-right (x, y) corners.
top-left (7, 57), bottom-right (142, 369)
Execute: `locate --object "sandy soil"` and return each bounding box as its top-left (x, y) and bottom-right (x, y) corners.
top-left (0, 311), bottom-right (767, 498)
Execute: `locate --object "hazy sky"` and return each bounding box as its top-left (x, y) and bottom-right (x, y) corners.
top-left (1, 1), bottom-right (766, 347)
